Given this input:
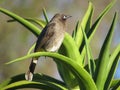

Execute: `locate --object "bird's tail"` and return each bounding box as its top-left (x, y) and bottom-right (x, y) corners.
top-left (25, 58), bottom-right (38, 81)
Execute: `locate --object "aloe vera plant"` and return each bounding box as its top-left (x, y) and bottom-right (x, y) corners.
top-left (0, 0), bottom-right (119, 90)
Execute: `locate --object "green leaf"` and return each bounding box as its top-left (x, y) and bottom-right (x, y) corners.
top-left (74, 2), bottom-right (93, 48)
top-left (2, 81), bottom-right (65, 90)
top-left (0, 8), bottom-right (41, 37)
top-left (6, 52), bottom-right (97, 90)
top-left (81, 0), bottom-right (116, 59)
top-left (87, 0), bottom-right (116, 41)
top-left (81, 27), bottom-right (95, 76)
top-left (25, 18), bottom-right (46, 28)
top-left (0, 73), bottom-right (67, 90)
top-left (95, 12), bottom-right (117, 90)
top-left (104, 44), bottom-right (120, 89)
top-left (7, 18), bottom-right (46, 28)
top-left (62, 33), bottom-right (83, 66)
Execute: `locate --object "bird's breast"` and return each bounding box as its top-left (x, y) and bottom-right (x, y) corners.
top-left (45, 29), bottom-right (65, 52)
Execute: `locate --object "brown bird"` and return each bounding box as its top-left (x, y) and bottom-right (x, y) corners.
top-left (25, 13), bottom-right (71, 81)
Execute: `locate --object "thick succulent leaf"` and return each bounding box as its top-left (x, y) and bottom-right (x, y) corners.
top-left (74, 2), bottom-right (93, 48)
top-left (7, 18), bottom-right (46, 28)
top-left (6, 52), bottom-right (97, 90)
top-left (87, 0), bottom-right (116, 41)
top-left (25, 18), bottom-right (46, 28)
top-left (0, 73), bottom-right (66, 90)
top-left (81, 0), bottom-right (116, 59)
top-left (62, 33), bottom-right (83, 66)
top-left (104, 44), bottom-right (120, 89)
top-left (0, 8), bottom-right (41, 37)
top-left (95, 12), bottom-right (117, 90)
top-left (2, 81), bottom-right (67, 90)
top-left (1, 81), bottom-right (46, 90)
top-left (81, 28), bottom-right (95, 76)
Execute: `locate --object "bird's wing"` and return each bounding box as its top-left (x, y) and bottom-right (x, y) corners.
top-left (34, 23), bottom-right (55, 52)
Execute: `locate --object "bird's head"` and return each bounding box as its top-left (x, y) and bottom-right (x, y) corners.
top-left (52, 13), bottom-right (71, 22)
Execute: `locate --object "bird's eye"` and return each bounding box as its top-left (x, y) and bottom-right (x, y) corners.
top-left (62, 15), bottom-right (71, 20)
top-left (63, 15), bottom-right (67, 19)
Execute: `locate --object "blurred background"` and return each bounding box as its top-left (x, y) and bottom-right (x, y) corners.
top-left (0, 0), bottom-right (120, 83)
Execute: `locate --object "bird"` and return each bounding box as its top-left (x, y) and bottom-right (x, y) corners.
top-left (25, 13), bottom-right (71, 81)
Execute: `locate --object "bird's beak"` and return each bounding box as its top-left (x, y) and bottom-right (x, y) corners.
top-left (66, 15), bottom-right (72, 19)
top-left (62, 15), bottom-right (72, 20)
